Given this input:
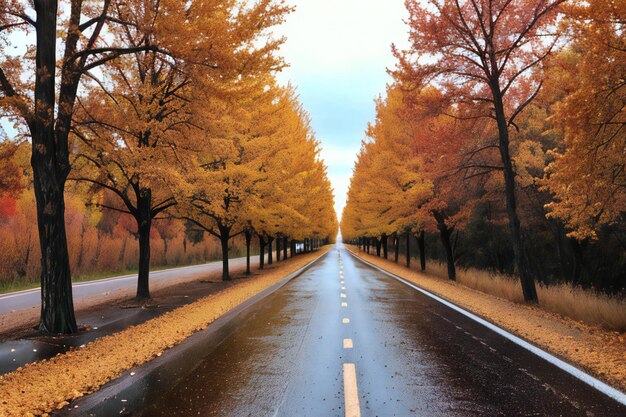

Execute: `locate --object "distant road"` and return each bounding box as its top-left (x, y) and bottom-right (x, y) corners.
top-left (0, 256), bottom-right (257, 315)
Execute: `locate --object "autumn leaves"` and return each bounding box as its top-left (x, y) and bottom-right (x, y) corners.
top-left (341, 0), bottom-right (625, 301)
top-left (0, 1), bottom-right (336, 333)
top-left (69, 2), bottom-right (337, 293)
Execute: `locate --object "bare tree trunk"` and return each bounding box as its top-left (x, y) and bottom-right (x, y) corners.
top-left (218, 224), bottom-right (231, 281)
top-left (433, 211), bottom-right (456, 281)
top-left (283, 236), bottom-right (288, 259)
top-left (406, 233), bottom-right (410, 268)
top-left (136, 189), bottom-right (152, 299)
top-left (382, 233), bottom-right (388, 259)
top-left (268, 237), bottom-right (274, 265)
top-left (570, 237), bottom-right (587, 286)
top-left (417, 230), bottom-right (426, 272)
top-left (493, 88), bottom-right (537, 302)
top-left (245, 230), bottom-right (252, 275)
top-left (276, 236), bottom-right (281, 262)
top-left (394, 234), bottom-right (399, 263)
top-left (259, 236), bottom-right (266, 269)
top-left (32, 0), bottom-right (77, 334)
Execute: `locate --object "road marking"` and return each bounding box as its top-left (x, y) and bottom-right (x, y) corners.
top-left (343, 363), bottom-right (361, 417)
top-left (341, 293), bottom-right (347, 298)
top-left (343, 338), bottom-right (353, 349)
top-left (342, 302), bottom-right (348, 307)
top-left (349, 252), bottom-right (626, 407)
top-left (342, 318), bottom-right (350, 324)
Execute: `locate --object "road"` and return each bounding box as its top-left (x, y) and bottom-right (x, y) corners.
top-left (0, 256), bottom-right (257, 315)
top-left (83, 243), bottom-right (624, 417)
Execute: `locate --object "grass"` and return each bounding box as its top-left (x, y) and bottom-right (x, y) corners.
top-left (402, 257), bottom-right (626, 332)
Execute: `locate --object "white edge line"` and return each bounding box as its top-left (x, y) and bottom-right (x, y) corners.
top-left (349, 250), bottom-right (626, 406)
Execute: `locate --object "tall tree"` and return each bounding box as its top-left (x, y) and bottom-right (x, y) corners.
top-left (543, 0), bottom-right (625, 240)
top-left (394, 0), bottom-right (567, 301)
top-left (0, 0), bottom-right (179, 333)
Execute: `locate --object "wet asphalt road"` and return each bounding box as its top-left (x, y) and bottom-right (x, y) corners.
top-left (98, 244), bottom-right (624, 416)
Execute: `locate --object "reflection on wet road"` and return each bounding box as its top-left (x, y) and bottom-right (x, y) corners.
top-left (126, 244), bottom-right (624, 417)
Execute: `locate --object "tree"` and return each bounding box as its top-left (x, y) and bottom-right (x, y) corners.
top-left (543, 0), bottom-right (625, 240)
top-left (394, 0), bottom-right (567, 301)
top-left (71, 0), bottom-right (290, 296)
top-left (0, 0), bottom-right (183, 333)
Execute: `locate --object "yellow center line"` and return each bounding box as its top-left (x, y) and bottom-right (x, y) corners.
top-left (343, 338), bottom-right (353, 349)
top-left (341, 302), bottom-right (348, 307)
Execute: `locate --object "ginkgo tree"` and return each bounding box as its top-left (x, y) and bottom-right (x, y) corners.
top-left (0, 0), bottom-right (186, 332)
top-left (70, 0), bottom-right (291, 299)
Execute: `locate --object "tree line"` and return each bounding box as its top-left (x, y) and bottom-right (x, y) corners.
top-left (341, 0), bottom-right (625, 300)
top-left (0, 0), bottom-right (337, 334)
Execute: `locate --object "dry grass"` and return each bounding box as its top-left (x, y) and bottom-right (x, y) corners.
top-left (423, 260), bottom-right (626, 332)
top-left (537, 284), bottom-right (626, 332)
top-left (0, 247), bottom-right (330, 417)
top-left (349, 246), bottom-right (626, 392)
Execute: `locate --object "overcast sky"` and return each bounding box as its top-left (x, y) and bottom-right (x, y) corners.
top-left (275, 0), bottom-right (409, 220)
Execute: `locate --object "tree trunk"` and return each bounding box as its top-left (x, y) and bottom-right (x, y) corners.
top-left (284, 236), bottom-right (288, 259)
top-left (382, 234), bottom-right (388, 259)
top-left (570, 238), bottom-right (587, 286)
top-left (276, 236), bottom-right (281, 262)
top-left (394, 234), bottom-right (399, 263)
top-left (433, 211), bottom-right (456, 280)
top-left (219, 224), bottom-right (231, 281)
top-left (136, 189), bottom-right (152, 299)
top-left (76, 223), bottom-right (86, 271)
top-left (417, 230), bottom-right (426, 272)
top-left (375, 238), bottom-right (381, 256)
top-left (493, 88), bottom-right (538, 302)
top-left (405, 233), bottom-right (410, 268)
top-left (31, 0), bottom-right (77, 334)
top-left (259, 236), bottom-right (266, 269)
top-left (268, 237), bottom-right (274, 265)
top-left (245, 230), bottom-right (252, 275)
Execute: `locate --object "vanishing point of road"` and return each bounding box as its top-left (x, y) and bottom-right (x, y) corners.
top-left (74, 243), bottom-right (625, 417)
